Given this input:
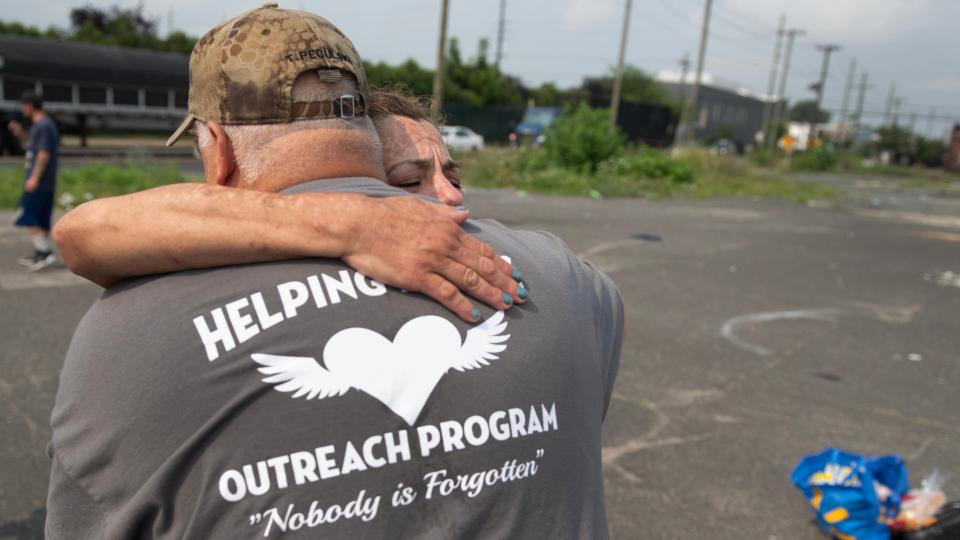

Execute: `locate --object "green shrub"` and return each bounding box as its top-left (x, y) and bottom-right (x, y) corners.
top-left (542, 102), bottom-right (625, 172)
top-left (672, 147), bottom-right (751, 179)
top-left (748, 150), bottom-right (775, 168)
top-left (791, 148), bottom-right (839, 171)
top-left (460, 146), bottom-right (839, 201)
top-left (598, 147), bottom-right (694, 184)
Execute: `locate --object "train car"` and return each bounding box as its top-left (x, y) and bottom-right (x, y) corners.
top-left (0, 34), bottom-right (189, 148)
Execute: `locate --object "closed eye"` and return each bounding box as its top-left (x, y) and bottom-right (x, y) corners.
top-left (394, 178), bottom-right (422, 189)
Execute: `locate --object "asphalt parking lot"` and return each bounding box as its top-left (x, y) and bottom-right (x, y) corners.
top-left (2, 175), bottom-right (959, 539)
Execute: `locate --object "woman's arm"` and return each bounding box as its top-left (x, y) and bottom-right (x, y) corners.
top-left (53, 183), bottom-right (522, 321)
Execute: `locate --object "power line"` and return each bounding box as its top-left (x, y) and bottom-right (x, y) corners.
top-left (655, 0), bottom-right (765, 51)
top-left (713, 0), bottom-right (779, 33)
top-left (710, 6), bottom-right (773, 39)
top-left (823, 107), bottom-right (956, 120)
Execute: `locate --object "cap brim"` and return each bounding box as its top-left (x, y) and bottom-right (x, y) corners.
top-left (165, 114), bottom-right (197, 147)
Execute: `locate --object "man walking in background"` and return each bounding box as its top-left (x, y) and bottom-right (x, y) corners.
top-left (8, 90), bottom-right (59, 271)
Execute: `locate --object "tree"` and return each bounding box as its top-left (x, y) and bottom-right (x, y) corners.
top-left (0, 20), bottom-right (63, 39)
top-left (789, 100), bottom-right (831, 123)
top-left (527, 82), bottom-right (585, 107)
top-left (364, 59), bottom-right (435, 97)
top-left (69, 5), bottom-right (162, 50)
top-left (589, 65), bottom-right (676, 108)
top-left (443, 37), bottom-right (524, 106)
top-left (159, 31), bottom-right (197, 55)
top-left (869, 126), bottom-right (947, 167)
top-left (365, 37), bottom-right (526, 106)
top-left (874, 125), bottom-right (913, 158)
top-left (0, 5), bottom-right (196, 55)
top-left (914, 137), bottom-right (946, 168)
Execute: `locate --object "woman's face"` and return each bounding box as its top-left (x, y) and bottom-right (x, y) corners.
top-left (376, 116), bottom-right (465, 207)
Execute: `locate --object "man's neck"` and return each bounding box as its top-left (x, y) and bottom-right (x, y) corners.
top-left (30, 111), bottom-right (45, 123)
top-left (252, 160), bottom-right (385, 193)
top-left (229, 129), bottom-right (386, 192)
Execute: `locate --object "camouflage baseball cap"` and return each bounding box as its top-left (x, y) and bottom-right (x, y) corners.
top-left (166, 3), bottom-right (369, 146)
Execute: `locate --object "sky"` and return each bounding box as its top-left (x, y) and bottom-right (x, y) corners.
top-left (2, 0), bottom-right (958, 138)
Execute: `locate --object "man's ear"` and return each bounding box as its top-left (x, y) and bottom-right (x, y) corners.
top-left (206, 121), bottom-right (237, 186)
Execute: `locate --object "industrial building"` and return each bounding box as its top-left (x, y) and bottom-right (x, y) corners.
top-left (659, 80), bottom-right (780, 151)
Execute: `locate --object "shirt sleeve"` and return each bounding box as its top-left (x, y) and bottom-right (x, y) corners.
top-left (45, 452), bottom-right (107, 539)
top-left (36, 122), bottom-right (57, 153)
top-left (580, 258), bottom-right (625, 421)
top-left (520, 229), bottom-right (625, 422)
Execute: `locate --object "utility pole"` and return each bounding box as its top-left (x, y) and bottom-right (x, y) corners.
top-left (679, 53), bottom-right (691, 82)
top-left (908, 112), bottom-right (917, 132)
top-left (494, 0), bottom-right (506, 68)
top-left (813, 44), bottom-right (841, 109)
top-left (610, 0), bottom-right (633, 130)
top-left (883, 82), bottom-right (896, 125)
top-left (432, 0), bottom-right (450, 111)
top-left (679, 0), bottom-right (714, 146)
top-left (810, 43), bottom-right (840, 145)
top-left (760, 14), bottom-right (785, 149)
top-left (838, 58), bottom-right (856, 140)
top-left (926, 107), bottom-right (936, 137)
top-left (892, 97), bottom-right (902, 127)
top-left (851, 71), bottom-right (870, 137)
top-left (672, 52), bottom-right (691, 147)
top-left (768, 28), bottom-right (804, 151)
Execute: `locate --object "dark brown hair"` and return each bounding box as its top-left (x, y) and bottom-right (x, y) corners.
top-left (368, 86), bottom-right (442, 126)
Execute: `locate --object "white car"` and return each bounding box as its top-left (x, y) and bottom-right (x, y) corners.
top-left (440, 125), bottom-right (484, 152)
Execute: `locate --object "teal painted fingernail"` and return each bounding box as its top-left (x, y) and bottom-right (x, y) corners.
top-left (512, 268), bottom-right (523, 281)
top-left (502, 292), bottom-right (513, 305)
top-left (470, 308), bottom-right (480, 320)
top-left (518, 284), bottom-right (528, 299)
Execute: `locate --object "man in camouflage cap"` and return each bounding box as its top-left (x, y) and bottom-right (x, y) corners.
top-left (165, 2), bottom-right (370, 148)
top-left (165, 3), bottom-right (383, 189)
top-left (45, 5), bottom-right (623, 539)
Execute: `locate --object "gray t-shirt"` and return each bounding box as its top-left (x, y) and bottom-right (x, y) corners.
top-left (46, 178), bottom-right (624, 539)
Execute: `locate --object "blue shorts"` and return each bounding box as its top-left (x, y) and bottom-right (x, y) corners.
top-left (14, 190), bottom-right (55, 231)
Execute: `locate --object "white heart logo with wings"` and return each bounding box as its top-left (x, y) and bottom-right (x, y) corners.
top-left (251, 311), bottom-right (510, 426)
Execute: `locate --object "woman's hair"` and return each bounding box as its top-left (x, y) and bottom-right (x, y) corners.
top-left (367, 86), bottom-right (442, 127)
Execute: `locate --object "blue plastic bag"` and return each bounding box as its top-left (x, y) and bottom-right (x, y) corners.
top-left (791, 448), bottom-right (909, 540)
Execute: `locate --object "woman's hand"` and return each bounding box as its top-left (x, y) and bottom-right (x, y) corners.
top-left (336, 195), bottom-right (525, 322)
